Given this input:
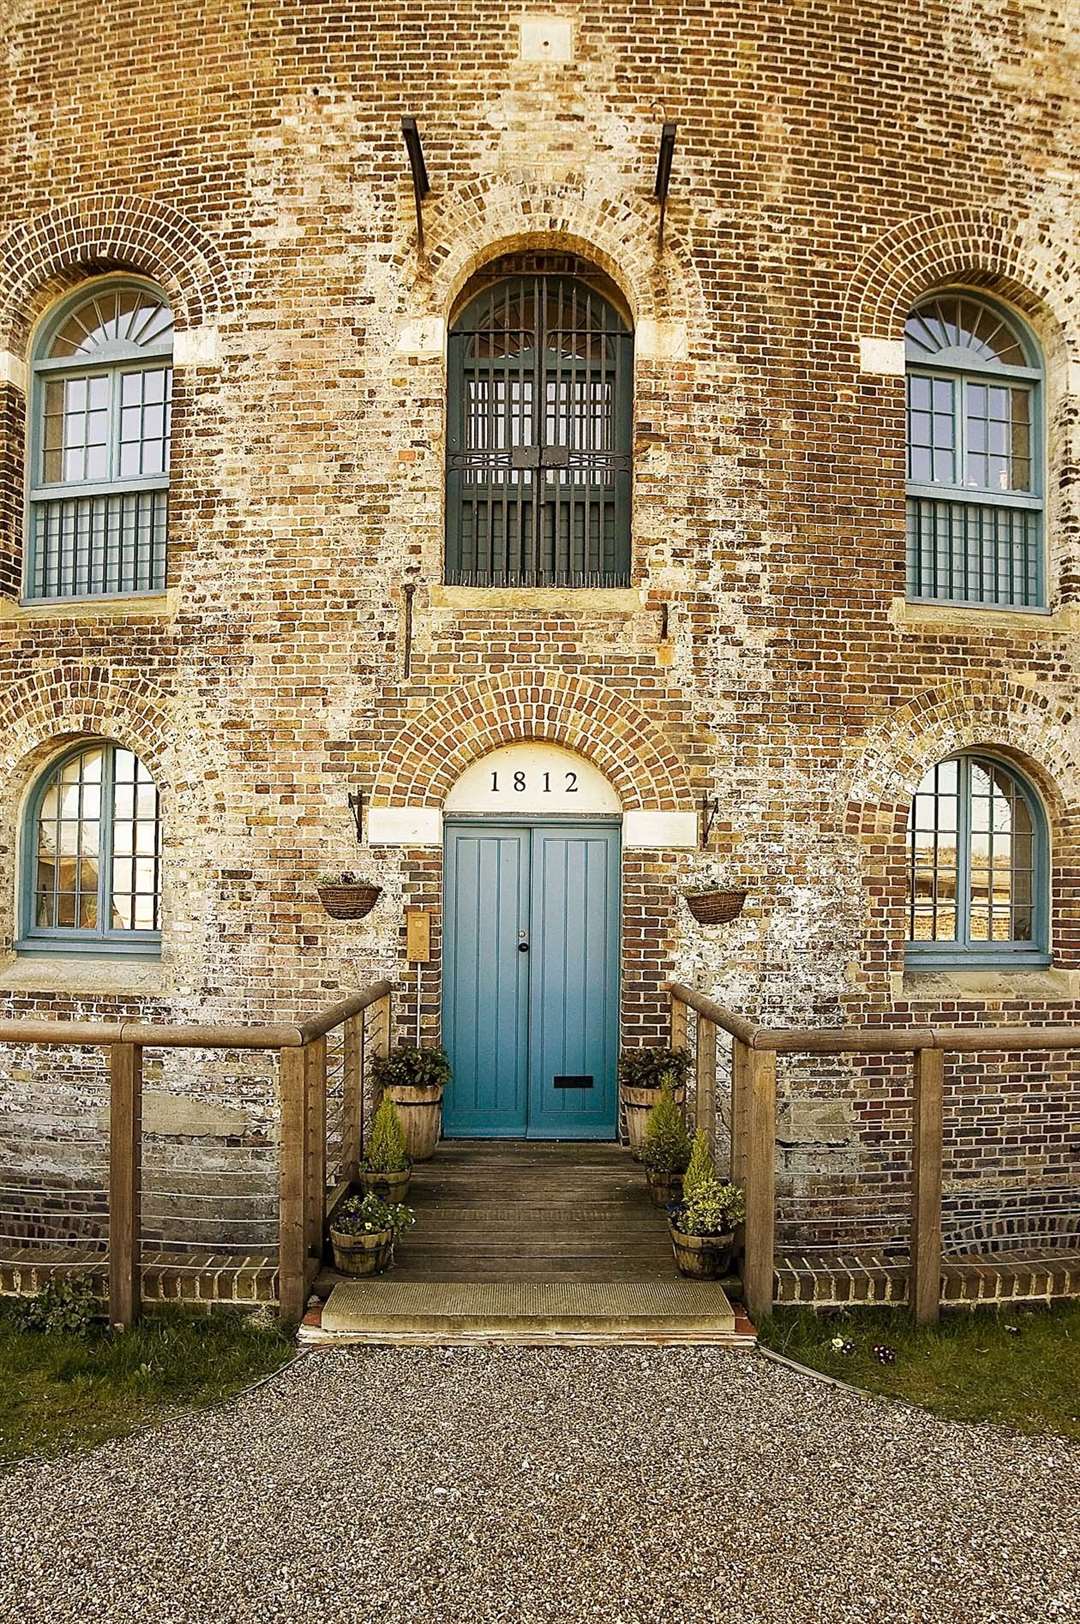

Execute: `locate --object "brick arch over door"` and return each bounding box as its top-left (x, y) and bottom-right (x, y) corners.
top-left (841, 207), bottom-right (1079, 358)
top-left (373, 671), bottom-right (695, 813)
top-left (0, 193), bottom-right (237, 350)
top-left (401, 175), bottom-right (704, 338)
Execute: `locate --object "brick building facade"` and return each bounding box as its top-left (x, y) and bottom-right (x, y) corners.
top-left (0, 2), bottom-right (1076, 1262)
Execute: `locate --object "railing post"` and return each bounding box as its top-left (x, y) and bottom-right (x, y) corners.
top-left (304, 1037), bottom-right (327, 1282)
top-left (108, 1041), bottom-right (142, 1331)
top-left (670, 990), bottom-right (688, 1055)
top-left (731, 1036), bottom-right (749, 1188)
top-left (742, 1047), bottom-right (776, 1324)
top-left (341, 1013), bottom-right (363, 1182)
top-left (278, 1045), bottom-right (308, 1324)
top-left (696, 1015), bottom-right (717, 1156)
top-left (911, 1046), bottom-right (944, 1326)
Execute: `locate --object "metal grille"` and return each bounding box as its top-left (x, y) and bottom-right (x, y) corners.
top-left (906, 497), bottom-right (1041, 609)
top-left (30, 489), bottom-right (168, 599)
top-left (446, 262), bottom-right (633, 587)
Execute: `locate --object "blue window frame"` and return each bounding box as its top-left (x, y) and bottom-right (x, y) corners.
top-left (20, 741), bottom-right (162, 955)
top-left (906, 753), bottom-right (1049, 969)
top-left (27, 280), bottom-right (174, 602)
top-left (905, 292), bottom-right (1044, 609)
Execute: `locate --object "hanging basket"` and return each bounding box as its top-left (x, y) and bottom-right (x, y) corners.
top-left (317, 881), bottom-right (382, 921)
top-left (685, 889), bottom-right (747, 926)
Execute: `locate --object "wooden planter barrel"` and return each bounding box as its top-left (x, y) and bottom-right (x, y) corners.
top-left (329, 1226), bottom-right (395, 1277)
top-left (358, 1167), bottom-right (411, 1202)
top-left (622, 1083), bottom-right (686, 1159)
top-left (668, 1223), bottom-right (734, 1279)
top-left (645, 1168), bottom-right (684, 1208)
top-left (385, 1083), bottom-right (443, 1162)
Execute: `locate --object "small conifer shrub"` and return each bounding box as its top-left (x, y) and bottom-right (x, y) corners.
top-left (362, 1094), bottom-right (410, 1173)
top-left (641, 1080), bottom-right (691, 1173)
top-left (682, 1130), bottom-right (717, 1201)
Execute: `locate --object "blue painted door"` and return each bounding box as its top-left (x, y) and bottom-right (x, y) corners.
top-left (442, 822), bottom-right (620, 1139)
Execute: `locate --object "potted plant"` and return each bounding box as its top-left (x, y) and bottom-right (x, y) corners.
top-left (370, 1045), bottom-right (451, 1162)
top-left (329, 1191), bottom-right (414, 1277)
top-left (358, 1094), bottom-right (411, 1201)
top-left (619, 1046), bottom-right (690, 1158)
top-left (668, 1133), bottom-right (746, 1278)
top-left (640, 1078), bottom-right (691, 1206)
top-left (316, 871), bottom-right (382, 921)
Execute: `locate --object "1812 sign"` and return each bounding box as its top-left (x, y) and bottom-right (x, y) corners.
top-left (444, 743), bottom-right (621, 816)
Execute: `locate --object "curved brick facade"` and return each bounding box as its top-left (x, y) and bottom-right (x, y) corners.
top-left (0, 0), bottom-right (1076, 1255)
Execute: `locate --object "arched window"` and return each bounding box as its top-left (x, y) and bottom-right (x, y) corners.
top-left (905, 291), bottom-right (1043, 609)
top-left (21, 742), bottom-right (162, 952)
top-left (446, 254), bottom-right (633, 587)
top-left (27, 280), bottom-right (174, 601)
top-left (906, 753), bottom-right (1049, 967)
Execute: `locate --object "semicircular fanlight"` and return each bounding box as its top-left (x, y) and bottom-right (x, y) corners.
top-left (904, 293), bottom-right (1027, 368)
top-left (47, 286), bottom-right (174, 360)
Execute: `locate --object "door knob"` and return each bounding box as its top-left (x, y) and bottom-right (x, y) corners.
top-left (517, 941), bottom-right (530, 953)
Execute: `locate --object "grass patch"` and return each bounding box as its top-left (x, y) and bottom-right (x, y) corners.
top-left (759, 1300), bottom-right (1080, 1439)
top-left (0, 1298), bottom-right (292, 1467)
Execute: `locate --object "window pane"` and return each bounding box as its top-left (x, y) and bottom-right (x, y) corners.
top-left (907, 761), bottom-right (960, 942)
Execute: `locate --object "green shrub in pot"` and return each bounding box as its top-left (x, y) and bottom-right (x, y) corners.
top-left (329, 1192), bottom-right (414, 1277)
top-left (668, 1178), bottom-right (746, 1280)
top-left (640, 1079), bottom-right (691, 1206)
top-left (619, 1046), bottom-right (690, 1158)
top-left (370, 1047), bottom-right (452, 1162)
top-left (359, 1095), bottom-right (411, 1201)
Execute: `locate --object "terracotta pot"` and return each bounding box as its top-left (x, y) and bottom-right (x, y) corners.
top-left (622, 1082), bottom-right (686, 1159)
top-left (668, 1222), bottom-right (734, 1279)
top-left (385, 1082), bottom-right (443, 1162)
top-left (645, 1168), bottom-right (685, 1208)
top-left (685, 889), bottom-right (747, 926)
top-left (317, 882), bottom-right (382, 921)
top-left (329, 1226), bottom-right (395, 1277)
top-left (358, 1167), bottom-right (411, 1203)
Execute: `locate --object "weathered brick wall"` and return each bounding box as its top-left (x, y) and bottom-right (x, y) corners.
top-left (0, 1), bottom-right (1076, 1252)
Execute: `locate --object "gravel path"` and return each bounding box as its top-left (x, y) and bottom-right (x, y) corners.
top-left (1, 1347), bottom-right (1077, 1624)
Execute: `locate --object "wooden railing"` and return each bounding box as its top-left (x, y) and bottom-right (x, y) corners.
top-left (0, 980), bottom-right (392, 1330)
top-left (666, 982), bottom-right (1080, 1325)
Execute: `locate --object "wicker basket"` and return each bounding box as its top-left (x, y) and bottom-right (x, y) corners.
top-left (685, 888), bottom-right (746, 925)
top-left (317, 881), bottom-right (382, 921)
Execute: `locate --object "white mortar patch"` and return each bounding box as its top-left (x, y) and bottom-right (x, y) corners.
top-left (368, 806), bottom-right (443, 846)
top-left (519, 17), bottom-right (573, 62)
top-left (0, 350), bottom-right (27, 391)
top-left (397, 317), bottom-right (445, 356)
top-left (623, 811), bottom-right (697, 848)
top-left (636, 319), bottom-right (689, 361)
top-left (173, 324), bottom-right (222, 367)
top-left (858, 336), bottom-right (906, 375)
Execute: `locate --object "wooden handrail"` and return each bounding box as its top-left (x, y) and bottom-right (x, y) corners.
top-left (666, 980), bottom-right (1080, 1327)
top-left (0, 979), bottom-right (394, 1051)
top-left (665, 984), bottom-right (1080, 1053)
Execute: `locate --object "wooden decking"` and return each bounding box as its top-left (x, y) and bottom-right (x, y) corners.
top-left (323, 1139), bottom-right (682, 1287)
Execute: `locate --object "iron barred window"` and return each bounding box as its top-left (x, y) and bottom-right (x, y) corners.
top-left (21, 742), bottom-right (162, 953)
top-left (906, 753), bottom-right (1049, 968)
top-left (27, 280), bottom-right (173, 601)
top-left (905, 292), bottom-right (1044, 609)
top-left (446, 256), bottom-right (633, 587)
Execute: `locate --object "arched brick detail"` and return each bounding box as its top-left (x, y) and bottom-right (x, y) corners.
top-left (0, 194), bottom-right (236, 351)
top-left (372, 671), bottom-right (695, 812)
top-left (846, 680), bottom-right (1080, 830)
top-left (400, 175), bottom-right (704, 338)
top-left (841, 208), bottom-right (1079, 357)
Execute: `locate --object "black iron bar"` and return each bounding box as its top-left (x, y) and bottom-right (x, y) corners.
top-left (401, 117), bottom-right (430, 250)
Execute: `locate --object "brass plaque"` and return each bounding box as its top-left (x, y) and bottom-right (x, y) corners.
top-left (405, 908), bottom-right (431, 963)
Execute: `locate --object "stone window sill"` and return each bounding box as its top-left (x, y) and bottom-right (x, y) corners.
top-left (901, 966), bottom-right (1080, 1002)
top-left (0, 954), bottom-right (164, 997)
top-left (889, 596), bottom-right (1080, 635)
top-left (0, 589), bottom-right (176, 623)
top-left (428, 584), bottom-right (645, 615)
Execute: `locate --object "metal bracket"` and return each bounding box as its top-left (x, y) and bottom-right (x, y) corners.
top-left (700, 793), bottom-right (719, 849)
top-left (654, 122), bottom-right (678, 250)
top-left (348, 790), bottom-right (365, 844)
top-left (401, 117), bottom-right (430, 251)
